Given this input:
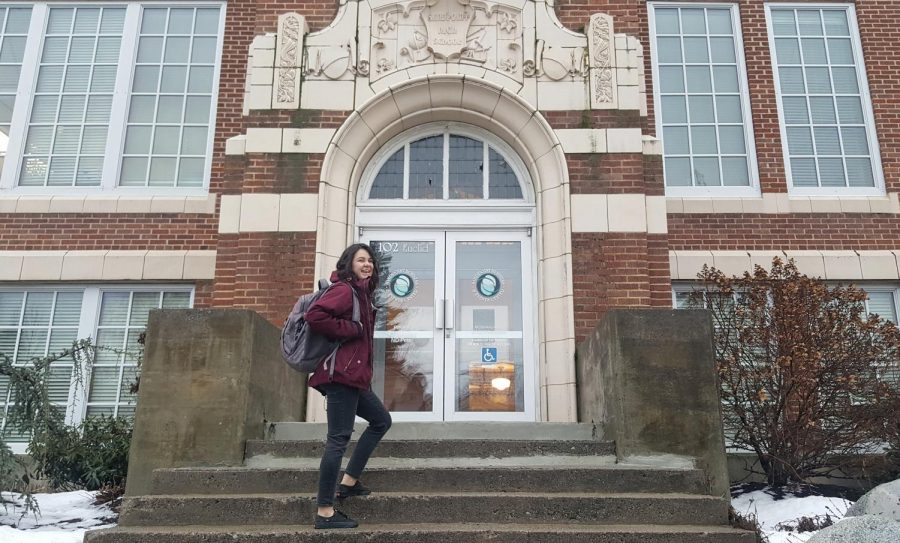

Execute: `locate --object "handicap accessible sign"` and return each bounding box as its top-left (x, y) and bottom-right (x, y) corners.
top-left (481, 347), bottom-right (497, 364)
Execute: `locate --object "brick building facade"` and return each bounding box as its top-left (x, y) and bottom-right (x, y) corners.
top-left (1, 0), bottom-right (898, 444)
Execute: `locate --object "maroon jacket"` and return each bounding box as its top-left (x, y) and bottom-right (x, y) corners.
top-left (305, 271), bottom-right (376, 393)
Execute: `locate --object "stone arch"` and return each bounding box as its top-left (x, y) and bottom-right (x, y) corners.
top-left (311, 75), bottom-right (576, 422)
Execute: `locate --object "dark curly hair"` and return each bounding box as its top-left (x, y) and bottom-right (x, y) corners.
top-left (335, 243), bottom-right (379, 283)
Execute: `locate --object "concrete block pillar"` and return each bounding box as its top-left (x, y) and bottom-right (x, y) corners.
top-left (576, 309), bottom-right (729, 498)
top-left (125, 309), bottom-right (307, 496)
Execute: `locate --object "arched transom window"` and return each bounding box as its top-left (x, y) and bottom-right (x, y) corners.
top-left (367, 129), bottom-right (525, 201)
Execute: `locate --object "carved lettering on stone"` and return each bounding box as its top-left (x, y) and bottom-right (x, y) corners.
top-left (422, 0), bottom-right (475, 60)
top-left (369, 0), bottom-right (524, 83)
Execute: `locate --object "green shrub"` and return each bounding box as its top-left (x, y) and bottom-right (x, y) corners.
top-left (29, 415), bottom-right (133, 491)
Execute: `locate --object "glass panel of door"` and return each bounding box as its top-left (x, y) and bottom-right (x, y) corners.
top-left (367, 230), bottom-right (534, 421)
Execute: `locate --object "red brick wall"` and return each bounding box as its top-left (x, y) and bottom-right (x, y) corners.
top-left (572, 232), bottom-right (671, 342)
top-left (212, 232), bottom-right (317, 325)
top-left (0, 214), bottom-right (217, 251)
top-left (669, 214), bottom-right (900, 252)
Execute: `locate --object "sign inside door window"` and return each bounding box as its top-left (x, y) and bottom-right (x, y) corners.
top-left (373, 241), bottom-right (432, 254)
top-left (473, 269), bottom-right (504, 299)
top-left (386, 270), bottom-right (419, 301)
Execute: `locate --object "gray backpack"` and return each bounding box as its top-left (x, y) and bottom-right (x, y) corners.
top-left (280, 278), bottom-right (360, 376)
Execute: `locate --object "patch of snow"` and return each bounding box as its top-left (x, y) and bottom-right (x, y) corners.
top-left (0, 490), bottom-right (116, 543)
top-left (732, 486), bottom-right (855, 543)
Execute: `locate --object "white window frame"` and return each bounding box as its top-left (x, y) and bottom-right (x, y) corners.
top-left (0, 1), bottom-right (225, 196)
top-left (0, 283), bottom-right (194, 454)
top-left (765, 3), bottom-right (885, 197)
top-left (648, 2), bottom-right (761, 198)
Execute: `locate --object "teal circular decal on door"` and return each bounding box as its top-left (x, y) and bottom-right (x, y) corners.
top-left (476, 272), bottom-right (502, 298)
top-left (390, 273), bottom-right (415, 298)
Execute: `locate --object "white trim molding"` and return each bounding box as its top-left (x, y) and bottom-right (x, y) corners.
top-left (666, 193), bottom-right (900, 214)
top-left (670, 249), bottom-right (900, 281)
top-left (0, 250), bottom-right (216, 281)
top-left (0, 194), bottom-right (217, 214)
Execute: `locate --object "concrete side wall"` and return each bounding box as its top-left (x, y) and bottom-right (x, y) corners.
top-left (126, 309), bottom-right (306, 496)
top-left (576, 309), bottom-right (729, 497)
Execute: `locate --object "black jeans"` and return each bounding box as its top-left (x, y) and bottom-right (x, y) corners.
top-left (317, 383), bottom-right (392, 506)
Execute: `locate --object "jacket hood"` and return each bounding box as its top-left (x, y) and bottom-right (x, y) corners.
top-left (329, 270), bottom-right (376, 292)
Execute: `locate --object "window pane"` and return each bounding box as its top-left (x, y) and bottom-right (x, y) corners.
top-left (791, 158), bottom-right (817, 186)
top-left (177, 157), bottom-right (204, 186)
top-left (787, 127), bottom-right (814, 155)
top-left (663, 126), bottom-right (689, 154)
top-left (488, 148), bottom-right (522, 199)
top-left (719, 126), bottom-right (746, 154)
top-left (655, 9), bottom-right (679, 34)
top-left (653, 6), bottom-right (752, 189)
top-left (661, 96), bottom-right (687, 123)
top-left (694, 157), bottom-right (721, 186)
top-left (408, 135), bottom-right (443, 199)
top-left (770, 7), bottom-right (877, 190)
top-left (690, 126), bottom-right (717, 154)
top-left (448, 136), bottom-right (483, 199)
top-left (369, 149), bottom-right (404, 199)
top-left (846, 158), bottom-right (874, 187)
top-left (809, 97), bottom-right (836, 124)
top-left (722, 157), bottom-right (750, 186)
top-left (657, 37), bottom-right (681, 63)
top-left (689, 96), bottom-right (714, 123)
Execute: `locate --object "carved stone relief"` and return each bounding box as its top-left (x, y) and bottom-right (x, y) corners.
top-left (273, 13), bottom-right (307, 108)
top-left (587, 13), bottom-right (617, 108)
top-left (370, 0), bottom-right (525, 82)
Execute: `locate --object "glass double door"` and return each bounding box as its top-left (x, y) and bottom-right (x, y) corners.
top-left (365, 230), bottom-right (535, 421)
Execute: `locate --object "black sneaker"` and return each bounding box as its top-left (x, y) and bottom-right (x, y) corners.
top-left (314, 509), bottom-right (358, 529)
top-left (337, 480), bottom-right (371, 500)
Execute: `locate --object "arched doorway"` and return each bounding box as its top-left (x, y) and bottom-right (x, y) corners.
top-left (311, 75), bottom-right (578, 423)
top-left (358, 123), bottom-right (537, 421)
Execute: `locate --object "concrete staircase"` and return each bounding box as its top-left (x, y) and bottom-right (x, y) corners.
top-left (85, 423), bottom-right (753, 542)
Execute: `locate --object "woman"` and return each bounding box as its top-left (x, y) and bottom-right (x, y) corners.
top-left (305, 243), bottom-right (392, 529)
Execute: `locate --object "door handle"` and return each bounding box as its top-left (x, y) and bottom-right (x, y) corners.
top-left (435, 297), bottom-right (444, 329)
top-left (445, 297), bottom-right (454, 330)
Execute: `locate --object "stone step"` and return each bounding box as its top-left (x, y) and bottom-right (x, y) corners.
top-left (85, 523), bottom-right (756, 543)
top-left (245, 439), bottom-right (616, 461)
top-left (119, 492), bottom-right (729, 527)
top-left (152, 464), bottom-right (707, 495)
top-left (267, 422), bottom-right (600, 442)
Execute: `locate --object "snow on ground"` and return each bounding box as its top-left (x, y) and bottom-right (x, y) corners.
top-left (731, 485), bottom-right (855, 543)
top-left (0, 484), bottom-right (860, 543)
top-left (0, 491), bottom-right (116, 543)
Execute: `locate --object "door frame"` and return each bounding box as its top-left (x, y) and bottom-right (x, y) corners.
top-left (443, 229), bottom-right (537, 422)
top-left (361, 226), bottom-right (539, 422)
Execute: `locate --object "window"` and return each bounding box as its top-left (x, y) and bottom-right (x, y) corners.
top-left (649, 3), bottom-right (757, 195)
top-left (766, 4), bottom-right (882, 194)
top-left (0, 3), bottom-right (224, 193)
top-left (0, 286), bottom-right (192, 452)
top-left (674, 282), bottom-right (900, 378)
top-left (0, 6), bottom-right (32, 174)
top-left (367, 128), bottom-right (525, 201)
